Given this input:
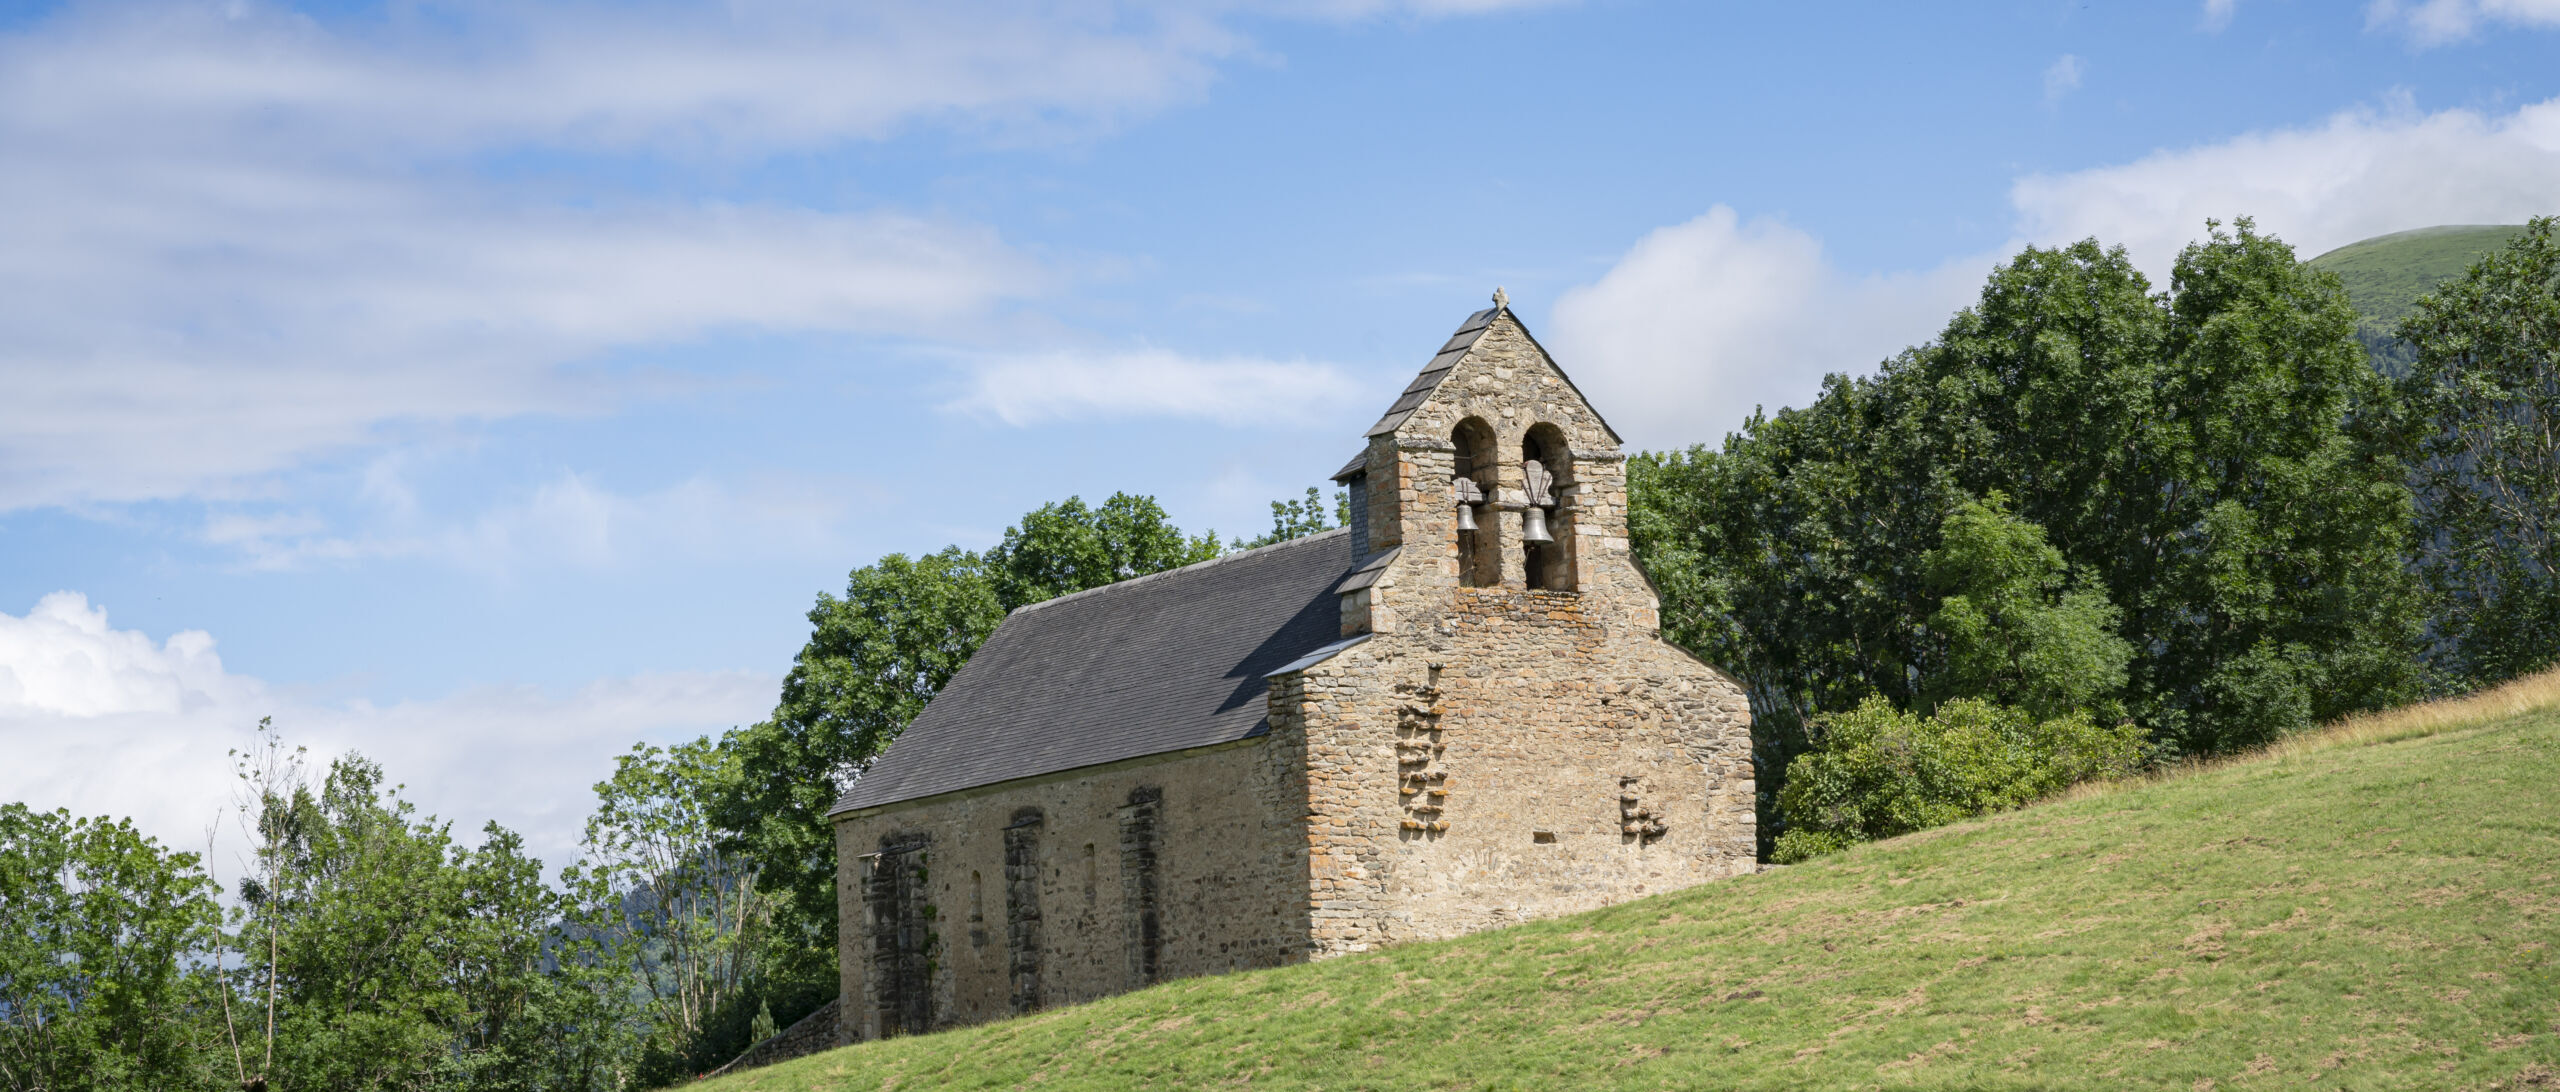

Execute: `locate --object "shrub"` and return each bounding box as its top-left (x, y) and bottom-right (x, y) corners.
top-left (1771, 697), bottom-right (2143, 862)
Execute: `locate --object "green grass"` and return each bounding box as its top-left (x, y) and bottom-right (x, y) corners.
top-left (2309, 224), bottom-right (2527, 332)
top-left (714, 679), bottom-right (2560, 1090)
top-left (2309, 224), bottom-right (2528, 376)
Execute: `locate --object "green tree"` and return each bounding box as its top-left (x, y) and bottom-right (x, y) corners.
top-left (1632, 221), bottom-right (2423, 850)
top-left (1920, 494), bottom-right (2131, 723)
top-left (1770, 697), bottom-right (2145, 863)
top-left (2395, 216), bottom-right (2560, 687)
top-left (227, 722), bottom-right (616, 1091)
top-left (0, 804), bottom-right (225, 1091)
top-left (987, 493), bottom-right (1223, 610)
top-left (573, 738), bottom-right (778, 1085)
top-left (1233, 486), bottom-right (1347, 549)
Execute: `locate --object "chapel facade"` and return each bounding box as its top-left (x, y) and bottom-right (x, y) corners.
top-left (827, 298), bottom-right (1756, 1042)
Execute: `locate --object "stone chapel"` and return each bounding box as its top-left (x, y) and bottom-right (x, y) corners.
top-left (827, 297), bottom-right (1756, 1042)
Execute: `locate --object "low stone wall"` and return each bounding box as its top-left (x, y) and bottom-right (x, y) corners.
top-left (708, 997), bottom-right (840, 1078)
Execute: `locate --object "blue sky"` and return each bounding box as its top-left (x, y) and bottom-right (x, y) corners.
top-left (6, 0), bottom-right (2560, 871)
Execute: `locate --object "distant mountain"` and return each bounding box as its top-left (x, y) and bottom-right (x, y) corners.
top-left (2308, 224), bottom-right (2527, 376)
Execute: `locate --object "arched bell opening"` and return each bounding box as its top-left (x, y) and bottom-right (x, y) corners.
top-left (1521, 424), bottom-right (1577, 592)
top-left (1451, 417), bottom-right (1500, 588)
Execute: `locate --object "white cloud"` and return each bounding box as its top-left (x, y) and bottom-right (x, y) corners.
top-left (1550, 94), bottom-right (2560, 451)
top-left (2367, 0), bottom-right (2560, 45)
top-left (2043, 54), bottom-right (2085, 103)
top-left (2203, 0), bottom-right (2240, 31)
top-left (1547, 207), bottom-right (1989, 451)
top-left (203, 468), bottom-right (875, 573)
top-left (2011, 95), bottom-right (2560, 281)
top-left (0, 592), bottom-right (773, 878)
top-left (944, 348), bottom-right (1368, 427)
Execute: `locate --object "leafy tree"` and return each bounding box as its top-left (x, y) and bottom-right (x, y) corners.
top-left (2395, 216), bottom-right (2560, 687)
top-left (987, 493), bottom-right (1222, 610)
top-left (227, 722), bottom-right (619, 1091)
top-left (572, 739), bottom-right (778, 1085)
top-left (0, 804), bottom-right (225, 1091)
top-left (1770, 697), bottom-right (2144, 863)
top-left (1920, 494), bottom-right (2131, 723)
top-left (1632, 221), bottom-right (2424, 850)
top-left (1233, 486), bottom-right (1348, 549)
top-left (712, 547), bottom-right (1005, 955)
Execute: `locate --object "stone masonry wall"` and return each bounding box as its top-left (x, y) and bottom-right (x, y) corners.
top-left (831, 737), bottom-right (1310, 1041)
top-left (1291, 310), bottom-right (1756, 954)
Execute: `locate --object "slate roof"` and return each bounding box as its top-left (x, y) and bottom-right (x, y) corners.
top-left (1364, 307), bottom-right (1499, 437)
top-left (831, 528), bottom-right (1359, 814)
top-left (1360, 304), bottom-right (1626, 446)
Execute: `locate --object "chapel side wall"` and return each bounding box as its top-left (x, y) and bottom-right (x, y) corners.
top-left (1291, 311), bottom-right (1756, 956)
top-left (831, 738), bottom-right (1309, 1041)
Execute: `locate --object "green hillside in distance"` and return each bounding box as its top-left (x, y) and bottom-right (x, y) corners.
top-left (2310, 224), bottom-right (2526, 376)
top-left (712, 674), bottom-right (2560, 1092)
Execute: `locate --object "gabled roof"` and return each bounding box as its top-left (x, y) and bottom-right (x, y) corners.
top-left (831, 528), bottom-right (1357, 814)
top-left (1360, 304), bottom-right (1626, 446)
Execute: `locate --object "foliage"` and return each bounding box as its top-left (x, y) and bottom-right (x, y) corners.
top-left (1919, 494), bottom-right (2130, 723)
top-left (0, 803), bottom-right (226, 1091)
top-left (570, 739), bottom-right (777, 1086)
top-left (2393, 216), bottom-right (2560, 688)
top-left (227, 721), bottom-right (626, 1091)
top-left (1631, 221), bottom-right (2424, 850)
top-left (702, 689), bottom-right (2560, 1092)
top-left (985, 493), bottom-right (1223, 611)
top-left (1769, 697), bottom-right (2143, 863)
top-left (1232, 487), bottom-right (1349, 549)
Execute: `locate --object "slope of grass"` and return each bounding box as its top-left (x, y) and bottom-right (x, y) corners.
top-left (2310, 224), bottom-right (2527, 330)
top-left (717, 672), bottom-right (2560, 1091)
top-left (2309, 224), bottom-right (2527, 377)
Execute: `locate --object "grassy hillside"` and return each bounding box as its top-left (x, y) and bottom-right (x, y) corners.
top-left (715, 675), bottom-right (2560, 1091)
top-left (2309, 225), bottom-right (2527, 376)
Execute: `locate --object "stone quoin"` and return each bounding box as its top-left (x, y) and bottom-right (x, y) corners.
top-left (823, 297), bottom-right (1755, 1045)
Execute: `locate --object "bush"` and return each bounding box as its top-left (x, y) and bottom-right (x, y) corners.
top-left (1771, 697), bottom-right (2143, 862)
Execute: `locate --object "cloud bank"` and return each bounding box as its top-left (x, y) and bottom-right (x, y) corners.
top-left (0, 592), bottom-right (773, 878)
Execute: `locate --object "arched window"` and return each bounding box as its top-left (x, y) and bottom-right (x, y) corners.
top-left (1452, 418), bottom-right (1500, 587)
top-left (1522, 425), bottom-right (1577, 591)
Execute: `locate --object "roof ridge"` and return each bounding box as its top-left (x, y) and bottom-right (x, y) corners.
top-left (1010, 527), bottom-right (1352, 615)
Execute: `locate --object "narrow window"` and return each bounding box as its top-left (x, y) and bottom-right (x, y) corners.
top-left (1004, 808), bottom-right (1045, 1014)
top-left (1120, 786), bottom-right (1163, 987)
top-left (868, 833), bottom-right (934, 1037)
top-left (1452, 418), bottom-right (1500, 587)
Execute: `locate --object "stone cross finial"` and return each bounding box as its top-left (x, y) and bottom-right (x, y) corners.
top-left (1492, 286), bottom-right (1509, 311)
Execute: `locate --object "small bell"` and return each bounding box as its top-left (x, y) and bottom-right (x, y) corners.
top-left (1522, 506), bottom-right (1554, 544)
top-left (1456, 503), bottom-right (1478, 533)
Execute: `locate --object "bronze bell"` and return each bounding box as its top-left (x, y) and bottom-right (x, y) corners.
top-left (1522, 506), bottom-right (1554, 544)
top-left (1455, 502), bottom-right (1478, 533)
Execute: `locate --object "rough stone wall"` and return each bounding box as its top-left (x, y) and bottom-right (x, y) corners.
top-left (707, 997), bottom-right (841, 1078)
top-left (1287, 310), bottom-right (1757, 955)
top-left (831, 738), bottom-right (1310, 1041)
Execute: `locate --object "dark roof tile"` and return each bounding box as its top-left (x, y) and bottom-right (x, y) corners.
top-left (832, 529), bottom-right (1355, 813)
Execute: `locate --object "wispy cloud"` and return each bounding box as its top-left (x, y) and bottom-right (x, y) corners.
top-left (2202, 0), bottom-right (2240, 32)
top-left (943, 348), bottom-right (1367, 427)
top-left (2042, 54), bottom-right (2085, 104)
top-left (200, 468), bottom-right (877, 573)
top-left (0, 591), bottom-right (773, 876)
top-left (0, 1), bottom-right (1558, 515)
top-left (2367, 0), bottom-right (2560, 45)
